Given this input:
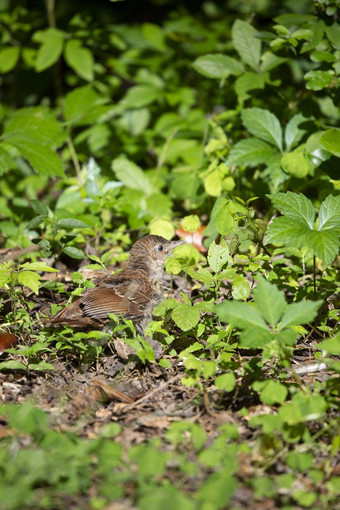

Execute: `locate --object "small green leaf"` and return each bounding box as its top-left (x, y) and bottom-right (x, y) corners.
top-left (185, 267), bottom-right (214, 287)
top-left (285, 113), bottom-right (309, 151)
top-left (0, 360), bottom-right (27, 371)
top-left (0, 47), bottom-right (20, 73)
top-left (231, 275), bottom-right (250, 301)
top-left (20, 262), bottom-right (58, 272)
top-left (35, 28), bottom-right (64, 72)
top-left (214, 372), bottom-right (236, 392)
top-left (121, 85), bottom-right (160, 108)
top-left (254, 380), bottom-right (288, 404)
top-left (193, 54), bottom-right (244, 78)
top-left (319, 129), bottom-right (340, 156)
top-left (64, 39), bottom-right (94, 81)
top-left (281, 150), bottom-right (309, 178)
top-left (241, 108), bottom-right (282, 151)
top-left (181, 215), bottom-right (200, 233)
top-left (0, 146), bottom-right (15, 175)
top-left (112, 156), bottom-right (152, 195)
top-left (226, 138), bottom-right (278, 167)
top-left (286, 452), bottom-right (314, 472)
top-left (280, 300), bottom-right (322, 330)
top-left (30, 199), bottom-right (49, 216)
top-left (17, 270), bottom-right (41, 294)
top-left (235, 72), bottom-right (267, 104)
top-left (232, 19), bottom-right (261, 70)
top-left (0, 269), bottom-right (11, 286)
top-left (142, 22), bottom-right (166, 51)
top-left (208, 241), bottom-right (231, 273)
top-left (304, 70), bottom-right (334, 90)
top-left (63, 246), bottom-right (86, 259)
top-left (253, 277), bottom-right (286, 327)
top-left (172, 303), bottom-right (200, 331)
top-left (63, 85), bottom-right (99, 124)
top-left (58, 218), bottom-right (90, 229)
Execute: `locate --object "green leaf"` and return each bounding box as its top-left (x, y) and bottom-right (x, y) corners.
top-left (3, 107), bottom-right (63, 145)
top-left (63, 85), bottom-right (99, 124)
top-left (285, 114), bottom-right (309, 151)
top-left (231, 275), bottom-right (250, 301)
top-left (185, 267), bottom-right (214, 287)
top-left (267, 192), bottom-right (315, 228)
top-left (172, 303), bottom-right (200, 331)
top-left (280, 300), bottom-right (322, 330)
top-left (0, 47), bottom-right (20, 73)
top-left (304, 70), bottom-right (334, 91)
top-left (214, 372), bottom-right (236, 392)
top-left (0, 269), bottom-right (11, 286)
top-left (305, 230), bottom-right (339, 266)
top-left (239, 326), bottom-right (273, 348)
top-left (318, 332), bottom-right (340, 355)
top-left (216, 301), bottom-right (268, 331)
top-left (35, 28), bottom-right (64, 72)
top-left (0, 145), bottom-right (15, 175)
top-left (142, 23), bottom-right (166, 51)
top-left (254, 380), bottom-right (288, 404)
top-left (232, 19), bottom-right (261, 70)
top-left (64, 39), bottom-right (94, 81)
top-left (264, 216), bottom-right (307, 245)
top-left (17, 270), bottom-right (41, 294)
top-left (208, 241), bottom-right (231, 273)
top-left (286, 452), bottom-right (313, 472)
top-left (278, 393), bottom-right (327, 425)
top-left (20, 262), bottom-right (58, 272)
top-left (235, 72), bottom-right (267, 103)
top-left (241, 108), bottom-right (282, 150)
top-left (62, 246), bottom-right (86, 259)
top-left (58, 218), bottom-right (90, 229)
top-left (121, 85), bottom-right (160, 108)
top-left (5, 135), bottom-right (64, 177)
top-left (226, 138), bottom-right (278, 167)
top-left (30, 199), bottom-right (49, 216)
top-left (0, 360), bottom-right (27, 371)
top-left (318, 195), bottom-right (340, 231)
top-left (281, 150), bottom-right (309, 178)
top-left (253, 277), bottom-right (286, 327)
top-left (192, 54), bottom-right (243, 78)
top-left (112, 156), bottom-right (152, 194)
top-left (319, 129), bottom-right (340, 156)
top-left (181, 215), bottom-right (200, 233)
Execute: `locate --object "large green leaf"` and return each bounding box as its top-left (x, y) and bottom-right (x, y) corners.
top-left (280, 300), bottom-right (322, 330)
top-left (319, 129), bottom-right (340, 156)
top-left (232, 19), bottom-right (261, 70)
top-left (34, 28), bottom-right (64, 72)
top-left (208, 241), bottom-right (231, 273)
top-left (112, 156), bottom-right (152, 194)
top-left (281, 149), bottom-right (309, 178)
top-left (241, 108), bottom-right (282, 150)
top-left (192, 54), bottom-right (244, 79)
top-left (264, 216), bottom-right (307, 245)
top-left (304, 70), bottom-right (334, 91)
top-left (3, 107), bottom-right (63, 146)
top-left (64, 39), bottom-right (94, 81)
top-left (318, 194), bottom-right (340, 231)
top-left (253, 277), bottom-right (286, 328)
top-left (0, 145), bottom-right (15, 175)
top-left (216, 301), bottom-right (268, 331)
top-left (267, 192), bottom-right (315, 228)
top-left (226, 138), bottom-right (278, 167)
top-left (305, 229), bottom-right (339, 266)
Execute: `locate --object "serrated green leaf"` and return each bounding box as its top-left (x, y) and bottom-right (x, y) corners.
top-left (3, 107), bottom-right (63, 145)
top-left (185, 267), bottom-right (214, 287)
top-left (172, 303), bottom-right (200, 331)
top-left (58, 218), bottom-right (89, 229)
top-left (217, 301), bottom-right (268, 331)
top-left (0, 46), bottom-right (20, 73)
top-left (0, 360), bottom-right (27, 371)
top-left (253, 277), bottom-right (286, 327)
top-left (112, 156), bottom-right (152, 194)
top-left (305, 230), bottom-right (339, 266)
top-left (35, 28), bottom-right (64, 72)
top-left (214, 372), bottom-right (236, 392)
top-left (241, 108), bottom-right (282, 150)
top-left (265, 216), bottom-right (307, 245)
top-left (285, 114), bottom-right (309, 151)
top-left (17, 270), bottom-right (41, 294)
top-left (192, 54), bottom-right (243, 78)
top-left (280, 299), bottom-right (322, 330)
top-left (63, 246), bottom-right (86, 259)
top-left (208, 241), bottom-right (231, 273)
top-left (64, 39), bottom-right (94, 81)
top-left (318, 195), bottom-right (340, 231)
top-left (226, 138), bottom-right (278, 167)
top-left (267, 192), bottom-right (315, 228)
top-left (281, 150), bottom-right (309, 178)
top-left (232, 19), bottom-right (261, 70)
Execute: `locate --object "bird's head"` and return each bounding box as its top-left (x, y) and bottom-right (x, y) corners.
top-left (128, 235), bottom-right (185, 274)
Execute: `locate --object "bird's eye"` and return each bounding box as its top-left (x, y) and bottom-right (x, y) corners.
top-left (157, 245), bottom-right (164, 252)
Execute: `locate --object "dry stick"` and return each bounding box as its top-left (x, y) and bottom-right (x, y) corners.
top-left (119, 373), bottom-right (182, 413)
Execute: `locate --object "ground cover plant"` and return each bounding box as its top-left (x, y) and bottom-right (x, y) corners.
top-left (0, 0), bottom-right (339, 508)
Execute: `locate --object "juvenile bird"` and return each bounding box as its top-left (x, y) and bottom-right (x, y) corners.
top-left (49, 235), bottom-right (184, 335)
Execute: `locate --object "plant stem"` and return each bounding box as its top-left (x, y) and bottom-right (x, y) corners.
top-left (313, 255), bottom-right (317, 299)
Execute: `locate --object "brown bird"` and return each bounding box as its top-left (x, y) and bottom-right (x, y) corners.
top-left (49, 235), bottom-right (185, 336)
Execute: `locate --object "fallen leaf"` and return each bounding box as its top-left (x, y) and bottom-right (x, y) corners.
top-left (175, 225), bottom-right (207, 253)
top-left (0, 332), bottom-right (18, 355)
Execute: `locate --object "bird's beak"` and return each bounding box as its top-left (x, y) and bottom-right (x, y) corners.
top-left (167, 239), bottom-right (186, 253)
